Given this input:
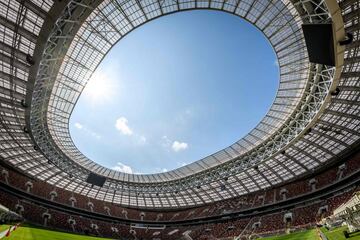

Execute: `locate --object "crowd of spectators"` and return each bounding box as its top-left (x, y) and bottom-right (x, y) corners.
top-left (0, 152), bottom-right (359, 239)
top-left (0, 186), bottom-right (357, 239)
top-left (0, 152), bottom-right (359, 223)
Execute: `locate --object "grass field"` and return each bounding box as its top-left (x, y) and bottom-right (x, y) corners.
top-left (260, 228), bottom-right (319, 240)
top-left (321, 226), bottom-right (360, 240)
top-left (0, 225), bottom-right (112, 240)
top-left (0, 225), bottom-right (9, 233)
top-left (259, 226), bottom-right (360, 240)
top-left (2, 224), bottom-right (360, 240)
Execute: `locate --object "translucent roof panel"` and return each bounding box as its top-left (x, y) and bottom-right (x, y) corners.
top-left (0, 0), bottom-right (358, 208)
top-left (35, 0), bottom-right (308, 181)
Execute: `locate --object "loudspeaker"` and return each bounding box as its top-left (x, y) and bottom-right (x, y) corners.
top-left (302, 23), bottom-right (335, 66)
top-left (86, 173), bottom-right (106, 187)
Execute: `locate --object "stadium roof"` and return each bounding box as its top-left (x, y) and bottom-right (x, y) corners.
top-left (36, 0), bottom-right (310, 181)
top-left (0, 0), bottom-right (359, 208)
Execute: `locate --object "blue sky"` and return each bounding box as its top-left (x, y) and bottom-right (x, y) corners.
top-left (69, 10), bottom-right (279, 174)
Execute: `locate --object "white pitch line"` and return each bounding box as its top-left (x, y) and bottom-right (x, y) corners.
top-left (0, 226), bottom-right (15, 239)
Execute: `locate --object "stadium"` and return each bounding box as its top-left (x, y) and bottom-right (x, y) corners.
top-left (0, 0), bottom-right (359, 239)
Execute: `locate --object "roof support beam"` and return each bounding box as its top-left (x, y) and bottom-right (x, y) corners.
top-left (0, 52), bottom-right (30, 73)
top-left (0, 15), bottom-right (37, 43)
top-left (281, 151), bottom-right (309, 172)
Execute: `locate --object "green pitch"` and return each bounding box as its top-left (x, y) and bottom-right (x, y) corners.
top-left (321, 226), bottom-right (360, 240)
top-left (0, 225), bottom-right (113, 240)
top-left (3, 224), bottom-right (360, 240)
top-left (259, 229), bottom-right (319, 240)
top-left (0, 225), bottom-right (9, 233)
top-left (258, 226), bottom-right (360, 240)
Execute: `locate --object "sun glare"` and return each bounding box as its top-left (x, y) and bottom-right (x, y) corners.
top-left (83, 71), bottom-right (116, 103)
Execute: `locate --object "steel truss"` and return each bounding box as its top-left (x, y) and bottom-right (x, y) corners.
top-left (0, 0), bottom-right (358, 208)
top-left (29, 0), bottom-right (339, 200)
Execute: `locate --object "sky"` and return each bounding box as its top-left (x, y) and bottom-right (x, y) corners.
top-left (69, 10), bottom-right (279, 174)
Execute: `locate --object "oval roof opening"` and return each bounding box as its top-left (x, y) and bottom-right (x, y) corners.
top-left (70, 10), bottom-right (278, 174)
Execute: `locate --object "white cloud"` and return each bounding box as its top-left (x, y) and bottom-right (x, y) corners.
top-left (175, 108), bottom-right (193, 125)
top-left (114, 118), bottom-right (147, 145)
top-left (161, 135), bottom-right (171, 147)
top-left (73, 123), bottom-right (100, 139)
top-left (161, 136), bottom-right (189, 152)
top-left (172, 141), bottom-right (188, 152)
top-left (115, 117), bottom-right (133, 136)
top-left (139, 135), bottom-right (147, 144)
top-left (90, 132), bottom-right (101, 139)
top-left (112, 162), bottom-right (133, 174)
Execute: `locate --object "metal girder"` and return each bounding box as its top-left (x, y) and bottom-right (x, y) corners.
top-left (311, 129), bottom-right (349, 148)
top-left (344, 56), bottom-right (360, 64)
top-left (255, 168), bottom-right (274, 187)
top-left (339, 0), bottom-right (358, 8)
top-left (156, 0), bottom-right (164, 14)
top-left (0, 15), bottom-right (37, 43)
top-left (281, 151), bottom-right (309, 172)
top-left (342, 7), bottom-right (360, 22)
top-left (346, 40), bottom-right (360, 49)
top-left (0, 52), bottom-right (30, 73)
top-left (0, 41), bottom-right (29, 63)
top-left (332, 98), bottom-right (360, 106)
top-left (112, 0), bottom-right (135, 28)
top-left (0, 71), bottom-right (27, 88)
top-left (28, 0), bottom-right (312, 195)
top-left (16, 0), bottom-right (48, 19)
top-left (262, 162), bottom-right (285, 182)
top-left (317, 119), bottom-right (360, 137)
top-left (0, 0), bottom-right (355, 209)
top-left (345, 22), bottom-right (360, 33)
top-left (325, 109), bottom-right (359, 119)
top-left (134, 0), bottom-right (148, 21)
top-left (341, 72), bottom-right (360, 78)
top-left (302, 135), bottom-right (339, 156)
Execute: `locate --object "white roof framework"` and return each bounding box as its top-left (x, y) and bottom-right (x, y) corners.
top-left (0, 0), bottom-right (359, 208)
top-left (40, 0), bottom-right (309, 180)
